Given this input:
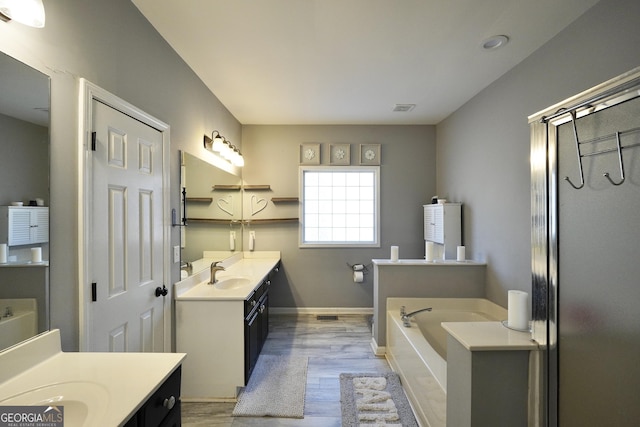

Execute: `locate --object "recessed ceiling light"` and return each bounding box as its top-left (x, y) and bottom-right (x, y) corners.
top-left (482, 35), bottom-right (509, 51)
top-left (392, 104), bottom-right (416, 112)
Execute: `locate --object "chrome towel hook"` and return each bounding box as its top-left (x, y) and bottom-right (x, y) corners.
top-left (564, 111), bottom-right (586, 190)
top-left (602, 132), bottom-right (625, 186)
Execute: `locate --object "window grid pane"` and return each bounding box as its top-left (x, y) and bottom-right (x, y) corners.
top-left (301, 167), bottom-right (378, 246)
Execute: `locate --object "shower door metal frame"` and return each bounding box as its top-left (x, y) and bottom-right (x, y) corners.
top-left (528, 66), bottom-right (640, 427)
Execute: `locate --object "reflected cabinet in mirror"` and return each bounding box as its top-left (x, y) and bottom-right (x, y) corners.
top-left (180, 151), bottom-right (242, 277)
top-left (0, 52), bottom-right (50, 351)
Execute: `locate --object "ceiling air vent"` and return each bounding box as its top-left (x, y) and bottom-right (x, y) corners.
top-left (392, 104), bottom-right (416, 112)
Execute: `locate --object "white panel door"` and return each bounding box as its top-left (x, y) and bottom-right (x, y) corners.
top-left (90, 99), bottom-right (165, 352)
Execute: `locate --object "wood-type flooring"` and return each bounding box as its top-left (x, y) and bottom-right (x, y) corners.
top-left (181, 314), bottom-right (391, 426)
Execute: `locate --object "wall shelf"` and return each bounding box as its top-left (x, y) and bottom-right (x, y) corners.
top-left (186, 218), bottom-right (241, 225)
top-left (186, 197), bottom-right (213, 203)
top-left (243, 218), bottom-right (298, 224)
top-left (244, 185), bottom-right (271, 191)
top-left (185, 217), bottom-right (298, 225)
top-left (271, 197), bottom-right (299, 203)
top-left (212, 185), bottom-right (242, 191)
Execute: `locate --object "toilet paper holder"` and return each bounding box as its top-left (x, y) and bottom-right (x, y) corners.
top-left (347, 262), bottom-right (371, 283)
top-left (347, 262), bottom-right (370, 272)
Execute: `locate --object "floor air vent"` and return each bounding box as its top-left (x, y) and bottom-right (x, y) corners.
top-left (317, 315), bottom-right (338, 321)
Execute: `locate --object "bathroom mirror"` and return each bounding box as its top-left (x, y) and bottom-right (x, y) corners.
top-left (0, 51), bottom-right (50, 351)
top-left (180, 151), bottom-right (242, 277)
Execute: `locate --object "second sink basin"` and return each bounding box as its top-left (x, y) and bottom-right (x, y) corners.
top-left (0, 381), bottom-right (109, 426)
top-left (214, 277), bottom-right (251, 290)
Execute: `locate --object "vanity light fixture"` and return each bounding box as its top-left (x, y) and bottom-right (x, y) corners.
top-left (0, 0), bottom-right (46, 28)
top-left (203, 132), bottom-right (244, 167)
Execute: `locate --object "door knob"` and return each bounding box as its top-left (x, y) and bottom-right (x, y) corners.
top-left (155, 285), bottom-right (168, 297)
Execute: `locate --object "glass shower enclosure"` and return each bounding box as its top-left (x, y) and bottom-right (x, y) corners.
top-left (529, 67), bottom-right (640, 427)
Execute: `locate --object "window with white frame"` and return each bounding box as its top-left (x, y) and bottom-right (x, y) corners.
top-left (299, 166), bottom-right (380, 247)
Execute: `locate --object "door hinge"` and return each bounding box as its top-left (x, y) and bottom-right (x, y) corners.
top-left (91, 131), bottom-right (97, 151)
top-left (91, 282), bottom-right (97, 302)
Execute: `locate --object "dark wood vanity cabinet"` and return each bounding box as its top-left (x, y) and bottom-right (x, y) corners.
top-left (123, 366), bottom-right (182, 427)
top-left (244, 263), bottom-right (278, 384)
top-left (244, 279), bottom-right (268, 384)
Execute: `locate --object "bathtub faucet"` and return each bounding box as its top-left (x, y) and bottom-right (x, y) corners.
top-left (208, 261), bottom-right (225, 284)
top-left (400, 306), bottom-right (432, 327)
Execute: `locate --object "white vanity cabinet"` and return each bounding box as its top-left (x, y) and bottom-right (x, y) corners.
top-left (0, 206), bottom-right (49, 246)
top-left (174, 253), bottom-right (281, 400)
top-left (424, 203), bottom-right (461, 259)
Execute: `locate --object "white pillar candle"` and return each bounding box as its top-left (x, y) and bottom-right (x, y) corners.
top-left (31, 247), bottom-right (42, 263)
top-left (456, 245), bottom-right (466, 262)
top-left (390, 246), bottom-right (399, 262)
top-left (508, 290), bottom-right (529, 330)
top-left (425, 241), bottom-right (434, 262)
top-left (0, 243), bottom-right (7, 263)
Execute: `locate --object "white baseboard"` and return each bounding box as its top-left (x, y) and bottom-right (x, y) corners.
top-left (370, 337), bottom-right (386, 357)
top-left (270, 307), bottom-right (373, 315)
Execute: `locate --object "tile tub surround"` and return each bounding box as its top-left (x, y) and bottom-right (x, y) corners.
top-left (371, 259), bottom-right (486, 354)
top-left (0, 330), bottom-right (185, 426)
top-left (181, 314), bottom-right (391, 427)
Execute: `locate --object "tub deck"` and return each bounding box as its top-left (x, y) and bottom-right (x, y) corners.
top-left (385, 297), bottom-right (507, 427)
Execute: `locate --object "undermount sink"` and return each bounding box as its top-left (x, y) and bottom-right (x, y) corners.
top-left (0, 381), bottom-right (109, 426)
top-left (214, 277), bottom-right (251, 290)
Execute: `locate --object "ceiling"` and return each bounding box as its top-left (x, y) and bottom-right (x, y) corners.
top-left (132, 0), bottom-right (598, 125)
top-left (0, 52), bottom-right (49, 127)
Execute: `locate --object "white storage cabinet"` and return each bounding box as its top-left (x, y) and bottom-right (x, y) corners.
top-left (424, 203), bottom-right (461, 260)
top-left (0, 207), bottom-right (49, 246)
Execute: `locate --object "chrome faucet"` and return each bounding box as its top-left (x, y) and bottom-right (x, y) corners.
top-left (400, 306), bottom-right (432, 327)
top-left (181, 261), bottom-right (193, 276)
top-left (208, 261), bottom-right (225, 284)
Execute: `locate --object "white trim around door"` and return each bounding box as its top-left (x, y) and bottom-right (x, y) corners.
top-left (78, 79), bottom-right (172, 352)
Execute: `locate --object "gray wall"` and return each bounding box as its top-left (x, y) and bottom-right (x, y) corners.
top-left (0, 0), bottom-right (241, 350)
top-left (0, 114), bottom-right (48, 206)
top-left (3, 0), bottom-right (638, 349)
top-left (436, 0), bottom-right (640, 306)
top-left (241, 125), bottom-right (435, 308)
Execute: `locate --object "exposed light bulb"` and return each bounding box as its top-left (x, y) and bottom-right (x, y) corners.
top-left (212, 135), bottom-right (225, 152)
top-left (221, 142), bottom-right (233, 160)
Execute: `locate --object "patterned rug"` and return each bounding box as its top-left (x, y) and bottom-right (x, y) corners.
top-left (340, 372), bottom-right (418, 427)
top-left (232, 355), bottom-right (308, 418)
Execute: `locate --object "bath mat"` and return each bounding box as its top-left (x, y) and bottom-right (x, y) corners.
top-left (232, 354), bottom-right (308, 418)
top-left (340, 372), bottom-right (418, 427)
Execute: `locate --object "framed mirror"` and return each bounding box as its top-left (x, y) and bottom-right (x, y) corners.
top-left (0, 52), bottom-right (50, 351)
top-left (180, 151), bottom-right (242, 278)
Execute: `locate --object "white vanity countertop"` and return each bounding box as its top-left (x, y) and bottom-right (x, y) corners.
top-left (175, 251), bottom-right (281, 301)
top-left (372, 259), bottom-right (485, 266)
top-left (0, 330), bottom-right (186, 426)
top-left (442, 321), bottom-right (538, 352)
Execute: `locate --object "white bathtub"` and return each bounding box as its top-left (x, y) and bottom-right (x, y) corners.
top-left (0, 299), bottom-right (37, 350)
top-left (386, 297), bottom-right (507, 427)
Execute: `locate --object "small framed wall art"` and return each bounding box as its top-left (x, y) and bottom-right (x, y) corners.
top-left (359, 144), bottom-right (380, 165)
top-left (300, 143), bottom-right (321, 164)
top-left (329, 143), bottom-right (350, 165)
